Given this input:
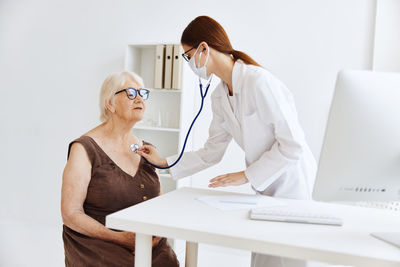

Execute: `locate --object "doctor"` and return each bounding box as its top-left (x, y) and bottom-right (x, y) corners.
top-left (138, 16), bottom-right (317, 267)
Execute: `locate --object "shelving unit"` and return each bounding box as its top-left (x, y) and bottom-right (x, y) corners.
top-left (124, 43), bottom-right (198, 192)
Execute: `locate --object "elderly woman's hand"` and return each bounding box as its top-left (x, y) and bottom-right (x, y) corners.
top-left (117, 231), bottom-right (136, 253)
top-left (137, 145), bottom-right (168, 167)
top-left (117, 232), bottom-right (163, 254)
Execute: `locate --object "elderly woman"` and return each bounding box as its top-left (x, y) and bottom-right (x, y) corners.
top-left (61, 71), bottom-right (179, 266)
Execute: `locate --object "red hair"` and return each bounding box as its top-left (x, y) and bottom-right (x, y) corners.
top-left (181, 16), bottom-right (261, 67)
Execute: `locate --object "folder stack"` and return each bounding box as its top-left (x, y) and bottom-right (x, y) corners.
top-left (153, 44), bottom-right (183, 90)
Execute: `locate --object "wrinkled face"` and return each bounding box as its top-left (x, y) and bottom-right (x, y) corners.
top-left (111, 78), bottom-right (147, 123)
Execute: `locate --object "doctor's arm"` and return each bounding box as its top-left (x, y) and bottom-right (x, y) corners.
top-left (168, 101), bottom-right (234, 179)
top-left (139, 99), bottom-right (233, 180)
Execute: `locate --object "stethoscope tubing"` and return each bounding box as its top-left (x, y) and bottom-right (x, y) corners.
top-left (143, 78), bottom-right (212, 169)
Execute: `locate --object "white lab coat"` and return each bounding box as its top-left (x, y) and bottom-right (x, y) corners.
top-left (167, 61), bottom-right (317, 267)
top-left (167, 60), bottom-right (316, 198)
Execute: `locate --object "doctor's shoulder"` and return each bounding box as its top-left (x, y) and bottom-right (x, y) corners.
top-left (244, 65), bottom-right (290, 97)
top-left (243, 65), bottom-right (274, 93)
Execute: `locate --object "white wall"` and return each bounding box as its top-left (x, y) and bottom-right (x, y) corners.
top-left (373, 0), bottom-right (400, 71)
top-left (189, 0), bottom-right (377, 190)
top-left (0, 0), bottom-right (381, 265)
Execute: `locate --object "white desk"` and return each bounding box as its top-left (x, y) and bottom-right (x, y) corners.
top-left (106, 187), bottom-right (400, 267)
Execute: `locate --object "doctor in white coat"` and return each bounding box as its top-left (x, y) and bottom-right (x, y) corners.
top-left (138, 16), bottom-right (317, 267)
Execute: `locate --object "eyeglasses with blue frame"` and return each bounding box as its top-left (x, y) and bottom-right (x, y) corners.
top-left (115, 88), bottom-right (150, 100)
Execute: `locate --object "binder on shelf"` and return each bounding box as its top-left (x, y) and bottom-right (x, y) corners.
top-left (154, 45), bottom-right (165, 89)
top-left (163, 45), bottom-right (173, 89)
top-left (172, 45), bottom-right (183, 90)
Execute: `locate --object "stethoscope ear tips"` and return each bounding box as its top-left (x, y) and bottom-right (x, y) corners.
top-left (130, 144), bottom-right (140, 153)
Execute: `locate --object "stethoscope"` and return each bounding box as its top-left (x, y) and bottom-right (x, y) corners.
top-left (131, 50), bottom-right (213, 169)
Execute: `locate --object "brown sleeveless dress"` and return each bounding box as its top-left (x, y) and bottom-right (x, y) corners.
top-left (62, 136), bottom-right (179, 267)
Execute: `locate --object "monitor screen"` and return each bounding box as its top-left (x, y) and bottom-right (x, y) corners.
top-left (313, 70), bottom-right (400, 201)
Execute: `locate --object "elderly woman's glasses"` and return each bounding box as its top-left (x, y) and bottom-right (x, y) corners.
top-left (115, 88), bottom-right (150, 100)
top-left (182, 47), bottom-right (196, 62)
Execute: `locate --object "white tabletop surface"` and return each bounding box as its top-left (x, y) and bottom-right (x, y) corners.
top-left (106, 187), bottom-right (400, 267)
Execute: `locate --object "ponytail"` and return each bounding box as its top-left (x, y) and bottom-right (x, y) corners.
top-left (231, 50), bottom-right (261, 67)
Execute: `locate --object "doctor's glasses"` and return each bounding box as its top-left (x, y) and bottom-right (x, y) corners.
top-left (115, 88), bottom-right (150, 100)
top-left (182, 47), bottom-right (196, 62)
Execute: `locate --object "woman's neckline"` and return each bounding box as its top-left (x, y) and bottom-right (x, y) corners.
top-left (83, 135), bottom-right (143, 179)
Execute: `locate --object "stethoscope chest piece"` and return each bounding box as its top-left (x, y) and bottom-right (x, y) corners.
top-left (130, 144), bottom-right (140, 153)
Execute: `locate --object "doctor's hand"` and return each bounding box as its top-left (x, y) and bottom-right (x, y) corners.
top-left (208, 171), bottom-right (249, 188)
top-left (137, 145), bottom-right (168, 167)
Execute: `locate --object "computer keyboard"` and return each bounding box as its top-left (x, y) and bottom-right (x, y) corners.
top-left (250, 207), bottom-right (343, 226)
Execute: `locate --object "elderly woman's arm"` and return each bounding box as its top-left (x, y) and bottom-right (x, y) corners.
top-left (61, 143), bottom-right (135, 251)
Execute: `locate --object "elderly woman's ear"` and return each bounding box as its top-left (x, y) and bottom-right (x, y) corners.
top-left (105, 98), bottom-right (116, 115)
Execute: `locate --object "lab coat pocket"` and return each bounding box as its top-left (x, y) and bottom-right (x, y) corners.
top-left (243, 112), bottom-right (275, 162)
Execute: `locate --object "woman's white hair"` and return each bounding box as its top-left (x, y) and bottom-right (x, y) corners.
top-left (99, 71), bottom-right (144, 122)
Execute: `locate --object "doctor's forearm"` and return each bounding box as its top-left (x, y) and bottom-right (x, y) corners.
top-left (167, 150), bottom-right (217, 179)
top-left (245, 141), bottom-right (302, 191)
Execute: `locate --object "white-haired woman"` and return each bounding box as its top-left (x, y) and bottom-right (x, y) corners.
top-left (61, 71), bottom-right (179, 267)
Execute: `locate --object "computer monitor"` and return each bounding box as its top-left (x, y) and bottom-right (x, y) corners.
top-left (313, 70), bottom-right (400, 202)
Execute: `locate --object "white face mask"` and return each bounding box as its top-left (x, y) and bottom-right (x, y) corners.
top-left (188, 45), bottom-right (211, 80)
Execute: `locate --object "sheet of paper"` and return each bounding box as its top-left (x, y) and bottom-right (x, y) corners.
top-left (197, 194), bottom-right (285, 211)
